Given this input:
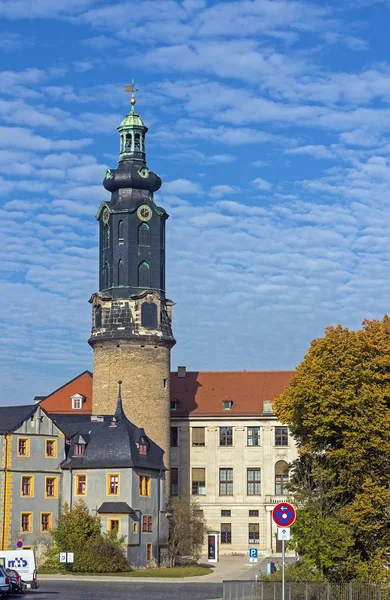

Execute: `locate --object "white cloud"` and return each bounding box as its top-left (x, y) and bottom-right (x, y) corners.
top-left (164, 178), bottom-right (202, 194)
top-left (252, 177), bottom-right (272, 191)
top-left (209, 184), bottom-right (241, 198)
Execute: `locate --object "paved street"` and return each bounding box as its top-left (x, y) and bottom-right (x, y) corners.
top-left (27, 580), bottom-right (223, 600)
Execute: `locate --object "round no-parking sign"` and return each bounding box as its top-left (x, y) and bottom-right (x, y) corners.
top-left (272, 502), bottom-right (296, 527)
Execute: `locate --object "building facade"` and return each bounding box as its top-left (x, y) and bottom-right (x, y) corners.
top-left (0, 395), bottom-right (167, 567)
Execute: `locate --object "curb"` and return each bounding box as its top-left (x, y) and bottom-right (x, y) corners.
top-left (38, 574), bottom-right (222, 584)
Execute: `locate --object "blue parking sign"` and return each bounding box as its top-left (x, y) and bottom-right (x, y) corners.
top-left (249, 548), bottom-right (258, 559)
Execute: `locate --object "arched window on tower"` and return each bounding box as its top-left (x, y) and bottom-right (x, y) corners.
top-left (125, 134), bottom-right (132, 152)
top-left (138, 222), bottom-right (150, 246)
top-left (138, 261), bottom-right (150, 288)
top-left (134, 133), bottom-right (140, 151)
top-left (103, 262), bottom-right (110, 289)
top-left (120, 135), bottom-right (125, 153)
top-left (118, 259), bottom-right (124, 286)
top-left (103, 224), bottom-right (109, 249)
top-left (118, 220), bottom-right (124, 243)
top-left (160, 261), bottom-right (165, 290)
top-left (275, 461), bottom-right (289, 495)
top-left (160, 220), bottom-right (165, 249)
top-left (141, 302), bottom-right (157, 329)
top-left (95, 305), bottom-right (102, 328)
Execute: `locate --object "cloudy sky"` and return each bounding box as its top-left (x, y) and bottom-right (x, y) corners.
top-left (1, 0), bottom-right (390, 404)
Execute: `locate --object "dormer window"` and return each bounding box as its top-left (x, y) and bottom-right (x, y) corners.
top-left (223, 400), bottom-right (233, 410)
top-left (71, 394), bottom-right (84, 410)
top-left (139, 436), bottom-right (148, 456)
top-left (263, 400), bottom-right (273, 414)
top-left (74, 444), bottom-right (85, 457)
top-left (170, 400), bottom-right (179, 411)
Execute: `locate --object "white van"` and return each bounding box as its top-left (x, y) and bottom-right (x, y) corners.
top-left (0, 550), bottom-right (38, 589)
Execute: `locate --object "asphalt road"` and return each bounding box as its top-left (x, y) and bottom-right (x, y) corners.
top-left (26, 580), bottom-right (223, 600)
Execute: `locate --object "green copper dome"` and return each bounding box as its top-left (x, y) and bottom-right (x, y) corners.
top-left (118, 106), bottom-right (145, 129)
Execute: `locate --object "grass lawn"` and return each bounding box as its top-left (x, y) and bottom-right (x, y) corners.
top-left (40, 565), bottom-right (213, 578)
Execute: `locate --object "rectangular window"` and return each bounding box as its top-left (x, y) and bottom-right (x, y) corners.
top-left (249, 509), bottom-right (259, 517)
top-left (133, 522), bottom-right (138, 535)
top-left (247, 427), bottom-right (260, 446)
top-left (142, 515), bottom-right (153, 533)
top-left (221, 509), bottom-right (231, 517)
top-left (222, 400), bottom-right (233, 410)
top-left (74, 444), bottom-right (85, 456)
top-left (275, 427), bottom-right (288, 446)
top-left (170, 427), bottom-right (178, 447)
top-left (107, 474), bottom-right (119, 495)
top-left (108, 519), bottom-right (120, 532)
top-left (18, 438), bottom-right (29, 457)
top-left (170, 401), bottom-right (178, 411)
top-left (248, 523), bottom-right (260, 544)
top-left (41, 513), bottom-right (52, 532)
top-left (220, 426), bottom-right (233, 446)
top-left (139, 475), bottom-right (151, 497)
top-left (219, 468), bottom-right (233, 495)
top-left (221, 523), bottom-right (232, 544)
top-left (21, 513), bottom-right (32, 533)
top-left (192, 427), bottom-right (205, 447)
top-left (171, 468), bottom-right (178, 496)
top-left (45, 477), bottom-right (57, 498)
top-left (247, 469), bottom-right (261, 495)
top-left (192, 468), bottom-right (206, 495)
top-left (45, 440), bottom-right (57, 458)
top-left (21, 476), bottom-right (33, 497)
top-left (72, 396), bottom-right (82, 410)
top-left (146, 543), bottom-right (153, 561)
top-left (76, 475), bottom-right (86, 496)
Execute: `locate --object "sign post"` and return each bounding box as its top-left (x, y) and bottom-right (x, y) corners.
top-left (272, 503), bottom-right (296, 600)
top-left (248, 548), bottom-right (258, 580)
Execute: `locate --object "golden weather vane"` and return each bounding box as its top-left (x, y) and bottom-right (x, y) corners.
top-left (124, 78), bottom-right (138, 106)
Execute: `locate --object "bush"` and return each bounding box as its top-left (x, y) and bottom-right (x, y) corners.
top-left (42, 500), bottom-right (131, 573)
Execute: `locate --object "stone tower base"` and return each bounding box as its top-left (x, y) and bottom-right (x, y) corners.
top-left (92, 340), bottom-right (171, 472)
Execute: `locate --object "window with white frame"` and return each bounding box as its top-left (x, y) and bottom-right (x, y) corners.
top-left (71, 394), bottom-right (84, 410)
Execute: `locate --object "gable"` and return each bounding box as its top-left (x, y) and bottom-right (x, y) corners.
top-left (40, 371), bottom-right (92, 414)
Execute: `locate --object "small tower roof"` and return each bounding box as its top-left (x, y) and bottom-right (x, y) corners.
top-left (118, 105), bottom-right (145, 129)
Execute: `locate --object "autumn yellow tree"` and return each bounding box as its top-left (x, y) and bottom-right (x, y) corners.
top-left (274, 317), bottom-right (390, 580)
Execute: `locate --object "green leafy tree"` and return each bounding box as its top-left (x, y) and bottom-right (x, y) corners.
top-left (167, 497), bottom-right (206, 567)
top-left (275, 317), bottom-right (390, 580)
top-left (44, 500), bottom-right (130, 573)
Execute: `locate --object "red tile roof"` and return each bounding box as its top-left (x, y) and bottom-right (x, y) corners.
top-left (170, 370), bottom-right (294, 417)
top-left (39, 369), bottom-right (295, 418)
top-left (39, 370), bottom-right (92, 414)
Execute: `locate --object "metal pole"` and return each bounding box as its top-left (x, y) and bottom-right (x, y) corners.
top-left (282, 538), bottom-right (285, 600)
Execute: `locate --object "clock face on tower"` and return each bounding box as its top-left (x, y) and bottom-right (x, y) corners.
top-left (102, 208), bottom-right (110, 224)
top-left (137, 205), bottom-right (153, 222)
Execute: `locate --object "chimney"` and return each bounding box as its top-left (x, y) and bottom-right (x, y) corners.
top-left (177, 366), bottom-right (186, 378)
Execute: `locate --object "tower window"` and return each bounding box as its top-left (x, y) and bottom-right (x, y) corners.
top-left (134, 133), bottom-right (140, 151)
top-left (138, 261), bottom-right (150, 288)
top-left (118, 259), bottom-right (124, 286)
top-left (160, 261), bottom-right (165, 290)
top-left (125, 133), bottom-right (132, 152)
top-left (95, 305), bottom-right (102, 328)
top-left (118, 220), bottom-right (124, 242)
top-left (103, 224), bottom-right (109, 249)
top-left (103, 262), bottom-right (110, 289)
top-left (138, 222), bottom-right (150, 246)
top-left (160, 221), bottom-right (165, 249)
top-left (141, 302), bottom-right (157, 328)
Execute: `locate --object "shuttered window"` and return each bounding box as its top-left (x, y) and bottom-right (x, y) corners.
top-left (192, 468), bottom-right (206, 495)
top-left (192, 427), bottom-right (205, 447)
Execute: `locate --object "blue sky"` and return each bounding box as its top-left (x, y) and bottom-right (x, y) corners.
top-left (2, 0), bottom-right (390, 404)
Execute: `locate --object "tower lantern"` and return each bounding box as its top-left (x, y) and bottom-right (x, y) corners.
top-left (89, 83), bottom-right (175, 469)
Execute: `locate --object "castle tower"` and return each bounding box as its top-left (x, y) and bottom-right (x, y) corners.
top-left (89, 85), bottom-right (175, 468)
